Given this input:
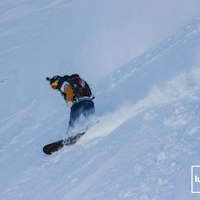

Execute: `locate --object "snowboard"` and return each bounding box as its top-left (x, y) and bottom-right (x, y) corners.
top-left (43, 132), bottom-right (85, 155)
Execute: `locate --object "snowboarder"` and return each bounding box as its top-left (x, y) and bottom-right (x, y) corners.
top-left (46, 74), bottom-right (95, 134)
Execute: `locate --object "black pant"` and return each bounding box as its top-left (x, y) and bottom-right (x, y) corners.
top-left (69, 99), bottom-right (95, 129)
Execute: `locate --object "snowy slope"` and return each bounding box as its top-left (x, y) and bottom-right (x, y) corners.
top-left (96, 18), bottom-right (200, 112)
top-left (1, 1), bottom-right (200, 200)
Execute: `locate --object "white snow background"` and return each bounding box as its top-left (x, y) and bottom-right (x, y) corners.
top-left (1, 0), bottom-right (200, 199)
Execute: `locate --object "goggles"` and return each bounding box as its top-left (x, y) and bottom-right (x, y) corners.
top-left (50, 80), bottom-right (59, 89)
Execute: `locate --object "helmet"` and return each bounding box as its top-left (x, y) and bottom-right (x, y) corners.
top-left (49, 75), bottom-right (61, 89)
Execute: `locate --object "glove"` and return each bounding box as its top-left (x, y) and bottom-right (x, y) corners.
top-left (67, 101), bottom-right (73, 108)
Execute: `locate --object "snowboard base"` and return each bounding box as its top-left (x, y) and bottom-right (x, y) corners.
top-left (43, 132), bottom-right (85, 155)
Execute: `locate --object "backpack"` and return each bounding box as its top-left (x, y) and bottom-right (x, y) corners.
top-left (57, 74), bottom-right (92, 99)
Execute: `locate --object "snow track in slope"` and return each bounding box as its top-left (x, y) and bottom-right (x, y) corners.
top-left (80, 68), bottom-right (200, 145)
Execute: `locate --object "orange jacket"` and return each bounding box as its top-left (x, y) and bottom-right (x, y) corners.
top-left (65, 84), bottom-right (74, 102)
top-left (60, 82), bottom-right (74, 103)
